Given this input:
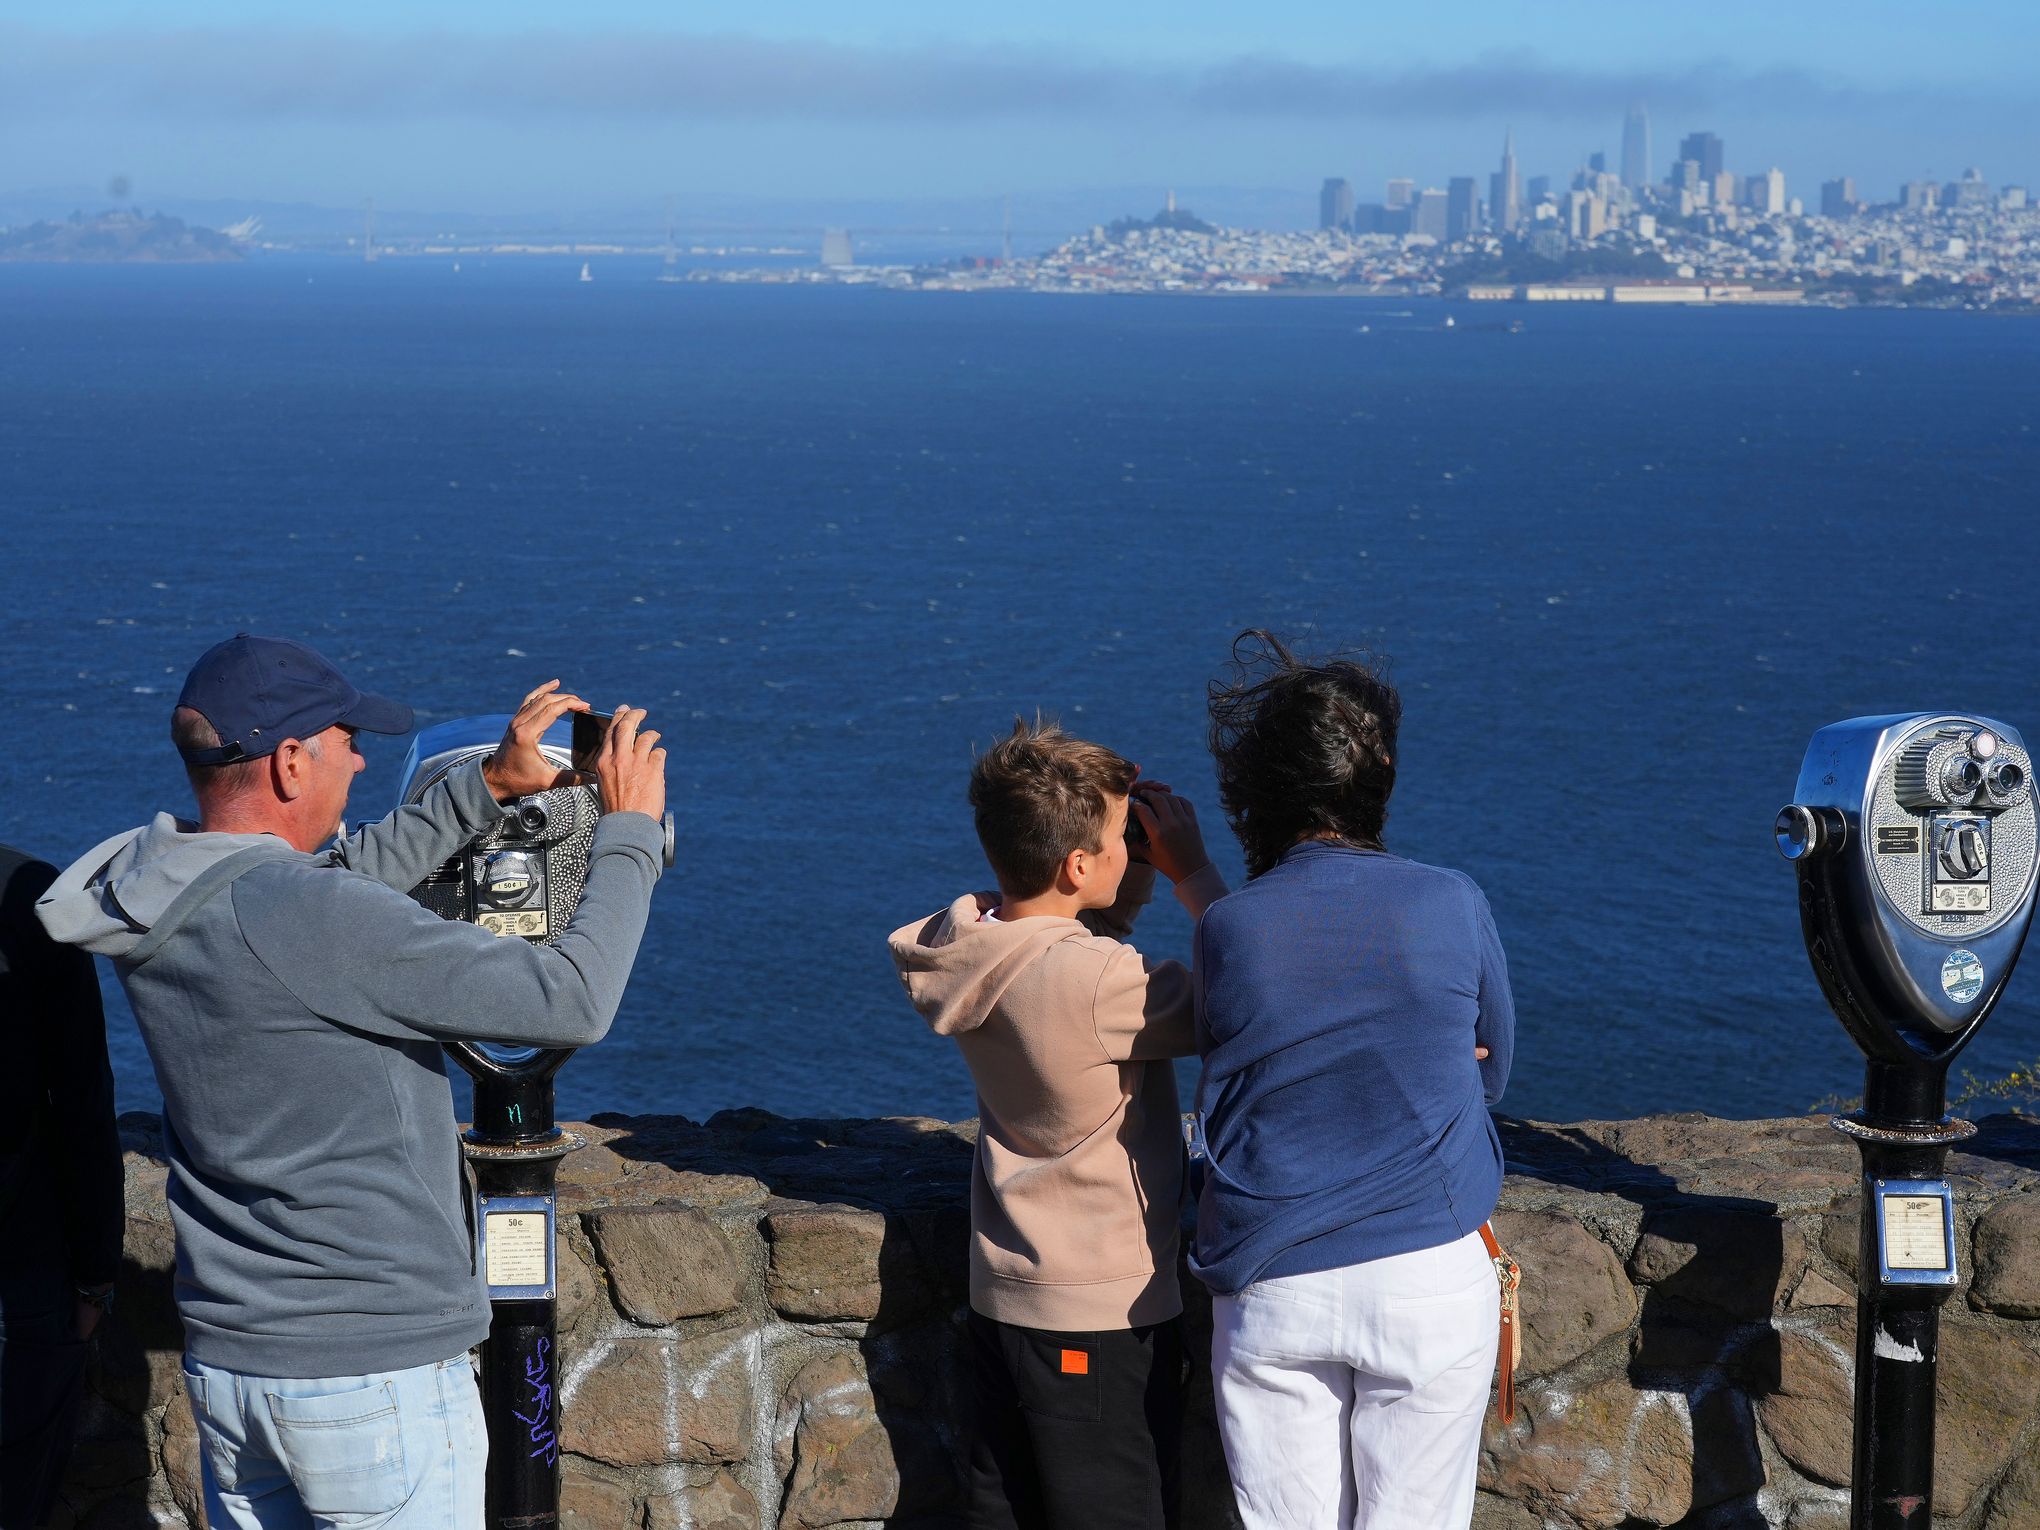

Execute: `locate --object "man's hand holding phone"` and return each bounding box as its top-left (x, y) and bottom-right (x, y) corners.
top-left (590, 705), bottom-right (667, 823)
top-left (483, 680), bottom-right (591, 802)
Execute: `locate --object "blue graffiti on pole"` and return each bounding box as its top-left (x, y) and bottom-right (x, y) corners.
top-left (513, 1336), bottom-right (559, 1465)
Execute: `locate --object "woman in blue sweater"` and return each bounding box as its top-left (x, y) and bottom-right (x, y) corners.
top-left (1191, 632), bottom-right (1514, 1530)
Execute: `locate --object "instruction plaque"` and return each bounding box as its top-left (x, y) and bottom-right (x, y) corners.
top-left (478, 1193), bottom-right (557, 1300)
top-left (1873, 1178), bottom-right (1959, 1289)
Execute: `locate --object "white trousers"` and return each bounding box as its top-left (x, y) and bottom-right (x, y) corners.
top-left (1211, 1229), bottom-right (1499, 1530)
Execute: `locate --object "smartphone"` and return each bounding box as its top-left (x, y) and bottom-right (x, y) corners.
top-left (570, 709), bottom-right (613, 777)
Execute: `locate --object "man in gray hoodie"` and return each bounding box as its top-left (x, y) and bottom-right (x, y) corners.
top-left (36, 633), bottom-right (668, 1530)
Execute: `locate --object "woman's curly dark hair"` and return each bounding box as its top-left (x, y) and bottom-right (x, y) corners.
top-left (1207, 629), bottom-right (1403, 878)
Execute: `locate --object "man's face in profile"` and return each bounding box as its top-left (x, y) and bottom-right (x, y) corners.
top-left (305, 725), bottom-right (366, 841)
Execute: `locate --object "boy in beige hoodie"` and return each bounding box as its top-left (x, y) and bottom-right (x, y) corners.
top-left (887, 719), bottom-right (1228, 1530)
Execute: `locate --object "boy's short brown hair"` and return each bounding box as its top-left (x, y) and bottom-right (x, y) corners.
top-left (970, 718), bottom-right (1137, 898)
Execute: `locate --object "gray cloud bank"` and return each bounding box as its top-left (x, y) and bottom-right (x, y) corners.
top-left (0, 27), bottom-right (1965, 124)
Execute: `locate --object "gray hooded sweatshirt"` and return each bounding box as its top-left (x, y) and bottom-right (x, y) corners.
top-left (35, 762), bottom-right (664, 1379)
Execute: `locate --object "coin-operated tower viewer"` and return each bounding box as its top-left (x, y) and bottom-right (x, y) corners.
top-left (1779, 714), bottom-right (2037, 1530)
top-left (399, 709), bottom-right (675, 1530)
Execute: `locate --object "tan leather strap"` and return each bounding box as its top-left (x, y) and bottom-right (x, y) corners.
top-left (1479, 1221), bottom-right (1520, 1426)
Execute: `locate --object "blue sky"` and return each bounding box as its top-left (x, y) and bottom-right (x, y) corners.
top-left (5, 2), bottom-right (2034, 218)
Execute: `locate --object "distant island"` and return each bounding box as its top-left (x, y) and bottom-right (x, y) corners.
top-left (0, 210), bottom-right (240, 263)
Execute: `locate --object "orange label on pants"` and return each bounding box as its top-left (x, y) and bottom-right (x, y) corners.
top-left (1059, 1349), bottom-right (1089, 1375)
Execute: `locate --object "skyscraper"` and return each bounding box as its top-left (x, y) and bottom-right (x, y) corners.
top-left (1679, 132), bottom-right (1724, 183)
top-left (1412, 189), bottom-right (1450, 240)
top-left (1949, 168), bottom-right (1992, 207)
top-left (1320, 177), bottom-right (1355, 232)
top-left (1565, 189), bottom-right (1605, 242)
top-left (1760, 168), bottom-right (1786, 215)
top-left (1386, 178), bottom-right (1416, 210)
top-left (1821, 178), bottom-right (1856, 218)
top-left (1621, 104), bottom-right (1651, 190)
top-left (1494, 130), bottom-right (1520, 233)
top-left (1447, 177), bottom-right (1478, 241)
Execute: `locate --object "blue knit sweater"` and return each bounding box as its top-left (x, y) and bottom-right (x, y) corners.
top-left (1189, 841), bottom-right (1514, 1295)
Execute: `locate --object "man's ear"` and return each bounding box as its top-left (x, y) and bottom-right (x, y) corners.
top-left (271, 740), bottom-right (307, 802)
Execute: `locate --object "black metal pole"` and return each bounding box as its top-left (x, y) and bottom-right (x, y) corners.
top-left (1833, 1062), bottom-right (1971, 1530)
top-left (460, 1052), bottom-right (580, 1530)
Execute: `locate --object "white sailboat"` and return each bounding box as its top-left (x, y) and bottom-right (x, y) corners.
top-left (579, 262), bottom-right (592, 283)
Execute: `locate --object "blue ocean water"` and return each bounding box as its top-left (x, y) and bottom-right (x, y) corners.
top-left (4, 255), bottom-right (2038, 1125)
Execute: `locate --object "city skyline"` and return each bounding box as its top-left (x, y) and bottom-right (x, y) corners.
top-left (2, 4), bottom-right (2036, 211)
top-left (1322, 103), bottom-right (2025, 247)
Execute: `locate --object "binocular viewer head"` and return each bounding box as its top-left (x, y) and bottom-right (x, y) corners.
top-left (397, 713), bottom-right (674, 1091)
top-left (1781, 713), bottom-right (2039, 1072)
top-left (398, 716), bottom-right (606, 953)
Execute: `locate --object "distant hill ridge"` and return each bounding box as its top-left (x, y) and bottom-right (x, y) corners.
top-left (0, 209), bottom-right (239, 263)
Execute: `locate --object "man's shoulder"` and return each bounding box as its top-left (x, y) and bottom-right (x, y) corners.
top-left (228, 854), bottom-right (432, 929)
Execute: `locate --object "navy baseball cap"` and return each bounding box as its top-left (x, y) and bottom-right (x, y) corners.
top-left (175, 634), bottom-right (413, 765)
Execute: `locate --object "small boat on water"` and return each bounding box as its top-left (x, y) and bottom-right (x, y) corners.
top-left (579, 262), bottom-right (592, 283)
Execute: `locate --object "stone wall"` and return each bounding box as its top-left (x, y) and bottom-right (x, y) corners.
top-left (58, 1110), bottom-right (2040, 1530)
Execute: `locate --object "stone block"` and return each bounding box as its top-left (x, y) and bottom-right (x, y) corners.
top-left (1970, 1192), bottom-right (2040, 1317)
top-left (160, 1391), bottom-right (203, 1526)
top-left (1471, 1493), bottom-right (1549, 1530)
top-left (1630, 1312), bottom-right (1742, 1376)
top-left (1756, 1327), bottom-right (1853, 1488)
top-left (555, 1234), bottom-right (606, 1338)
top-left (763, 1204), bottom-right (932, 1327)
top-left (560, 1465), bottom-right (640, 1528)
top-left (1936, 1318), bottom-right (2040, 1517)
top-left (626, 1166), bottom-right (772, 1211)
top-left (587, 1202), bottom-right (745, 1326)
top-left (1985, 1441), bottom-right (2040, 1530)
top-left (562, 1331), bottom-right (756, 1467)
top-left (646, 1468), bottom-right (757, 1530)
top-left (557, 1141), bottom-right (631, 1189)
top-left (1481, 1374), bottom-right (1700, 1527)
top-left (775, 1350), bottom-right (899, 1530)
top-left (1765, 1321), bottom-right (2040, 1518)
top-left (1819, 1210), bottom-right (1859, 1282)
top-left (1629, 1205), bottom-right (1807, 1320)
top-left (1789, 1266), bottom-right (1854, 1311)
top-left (1491, 1210), bottom-right (1636, 1377)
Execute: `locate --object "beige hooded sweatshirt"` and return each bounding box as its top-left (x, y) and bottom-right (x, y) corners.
top-left (888, 862), bottom-right (1228, 1331)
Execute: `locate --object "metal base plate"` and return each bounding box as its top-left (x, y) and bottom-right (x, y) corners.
top-left (1830, 1115), bottom-right (1977, 1147)
top-left (462, 1130), bottom-right (586, 1163)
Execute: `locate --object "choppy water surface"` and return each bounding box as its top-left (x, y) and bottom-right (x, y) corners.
top-left (4, 257), bottom-right (2038, 1124)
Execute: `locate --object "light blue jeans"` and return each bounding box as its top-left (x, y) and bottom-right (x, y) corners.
top-left (182, 1352), bottom-right (487, 1529)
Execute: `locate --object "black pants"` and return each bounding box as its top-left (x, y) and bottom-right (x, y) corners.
top-left (966, 1311), bottom-right (1184, 1530)
top-left (0, 1268), bottom-right (87, 1530)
